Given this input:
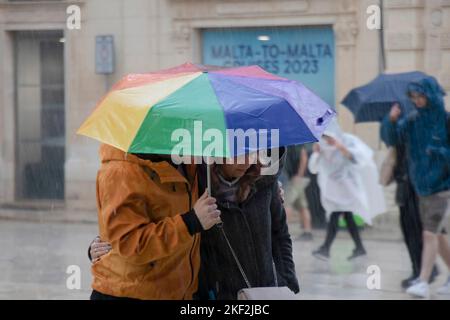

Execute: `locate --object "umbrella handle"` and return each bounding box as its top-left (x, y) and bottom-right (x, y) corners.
top-left (206, 159), bottom-right (211, 196)
top-left (206, 157), bottom-right (223, 228)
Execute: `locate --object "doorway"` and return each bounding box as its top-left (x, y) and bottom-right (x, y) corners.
top-left (14, 30), bottom-right (65, 200)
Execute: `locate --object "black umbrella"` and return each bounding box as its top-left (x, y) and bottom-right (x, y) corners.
top-left (341, 71), bottom-right (429, 123)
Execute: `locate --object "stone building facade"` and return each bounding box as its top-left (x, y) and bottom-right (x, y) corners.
top-left (0, 0), bottom-right (449, 211)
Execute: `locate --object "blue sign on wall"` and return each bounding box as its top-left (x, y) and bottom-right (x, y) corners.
top-left (96, 35), bottom-right (115, 74)
top-left (202, 27), bottom-right (335, 107)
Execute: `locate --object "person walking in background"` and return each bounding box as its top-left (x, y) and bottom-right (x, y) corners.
top-left (310, 120), bottom-right (386, 261)
top-left (380, 106), bottom-right (439, 289)
top-left (381, 76), bottom-right (450, 298)
top-left (279, 145), bottom-right (313, 241)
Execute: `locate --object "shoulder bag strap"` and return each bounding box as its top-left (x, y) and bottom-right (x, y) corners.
top-left (218, 225), bottom-right (252, 288)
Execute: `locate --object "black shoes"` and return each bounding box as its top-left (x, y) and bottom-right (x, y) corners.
top-left (401, 275), bottom-right (417, 289)
top-left (347, 248), bottom-right (367, 260)
top-left (313, 247), bottom-right (367, 261)
top-left (296, 232), bottom-right (313, 241)
top-left (312, 247), bottom-right (330, 261)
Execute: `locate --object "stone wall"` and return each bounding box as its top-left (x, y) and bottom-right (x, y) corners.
top-left (0, 0), bottom-right (447, 211)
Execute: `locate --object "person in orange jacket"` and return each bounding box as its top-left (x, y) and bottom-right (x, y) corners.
top-left (90, 144), bottom-right (221, 300)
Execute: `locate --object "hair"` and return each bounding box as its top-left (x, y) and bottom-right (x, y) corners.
top-left (406, 86), bottom-right (426, 99)
top-left (211, 162), bottom-right (262, 203)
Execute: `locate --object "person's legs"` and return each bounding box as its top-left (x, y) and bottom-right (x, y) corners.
top-left (437, 194), bottom-right (450, 271)
top-left (289, 177), bottom-right (313, 240)
top-left (285, 206), bottom-right (296, 222)
top-left (298, 178), bottom-right (312, 234)
top-left (435, 192), bottom-right (450, 295)
top-left (312, 212), bottom-right (340, 260)
top-left (399, 205), bottom-right (418, 277)
top-left (419, 231), bottom-right (439, 282)
top-left (417, 191), bottom-right (450, 282)
top-left (296, 204), bottom-right (313, 241)
top-left (399, 194), bottom-right (435, 288)
top-left (321, 212), bottom-right (340, 252)
top-left (400, 190), bottom-right (423, 277)
top-left (283, 177), bottom-right (299, 222)
top-left (343, 212), bottom-right (365, 251)
top-left (407, 192), bottom-right (450, 298)
top-left (438, 233), bottom-right (450, 270)
top-left (437, 232), bottom-right (450, 295)
top-left (299, 207), bottom-right (312, 232)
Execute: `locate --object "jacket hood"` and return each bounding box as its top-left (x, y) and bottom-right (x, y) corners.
top-left (98, 144), bottom-right (188, 184)
top-left (322, 119), bottom-right (344, 140)
top-left (99, 144), bottom-right (133, 163)
top-left (407, 76), bottom-right (446, 114)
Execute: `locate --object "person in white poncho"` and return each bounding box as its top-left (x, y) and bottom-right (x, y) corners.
top-left (309, 120), bottom-right (386, 260)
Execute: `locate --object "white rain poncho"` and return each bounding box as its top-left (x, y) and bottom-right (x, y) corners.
top-left (308, 121), bottom-right (386, 225)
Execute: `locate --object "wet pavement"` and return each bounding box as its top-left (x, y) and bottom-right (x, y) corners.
top-left (0, 220), bottom-right (96, 299)
top-left (0, 219), bottom-right (449, 300)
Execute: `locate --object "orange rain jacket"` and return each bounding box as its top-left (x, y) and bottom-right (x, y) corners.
top-left (91, 144), bottom-right (200, 299)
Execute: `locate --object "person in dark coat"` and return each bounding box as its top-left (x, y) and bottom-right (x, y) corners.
top-left (197, 149), bottom-right (299, 299)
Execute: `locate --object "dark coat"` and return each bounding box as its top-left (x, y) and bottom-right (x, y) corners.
top-left (196, 155), bottom-right (300, 300)
top-left (391, 144), bottom-right (417, 207)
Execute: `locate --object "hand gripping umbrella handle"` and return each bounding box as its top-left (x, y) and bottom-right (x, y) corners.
top-left (206, 157), bottom-right (223, 228)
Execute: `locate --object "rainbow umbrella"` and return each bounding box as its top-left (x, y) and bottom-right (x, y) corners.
top-left (77, 62), bottom-right (335, 158)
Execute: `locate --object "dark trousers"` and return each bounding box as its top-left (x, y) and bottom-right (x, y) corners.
top-left (398, 190), bottom-right (423, 277)
top-left (90, 290), bottom-right (139, 301)
top-left (322, 212), bottom-right (365, 252)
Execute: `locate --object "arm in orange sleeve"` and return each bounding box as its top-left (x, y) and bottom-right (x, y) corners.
top-left (98, 163), bottom-right (195, 265)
